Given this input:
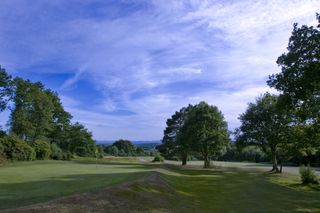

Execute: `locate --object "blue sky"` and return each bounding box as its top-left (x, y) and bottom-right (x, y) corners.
top-left (0, 0), bottom-right (319, 141)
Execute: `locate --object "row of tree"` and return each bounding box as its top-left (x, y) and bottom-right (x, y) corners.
top-left (103, 139), bottom-right (148, 156)
top-left (157, 14), bottom-right (320, 172)
top-left (0, 67), bottom-right (101, 161)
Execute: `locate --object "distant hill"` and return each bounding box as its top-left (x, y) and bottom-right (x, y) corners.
top-left (96, 140), bottom-right (161, 145)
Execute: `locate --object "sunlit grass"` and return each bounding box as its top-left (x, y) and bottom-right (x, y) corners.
top-left (0, 159), bottom-right (319, 212)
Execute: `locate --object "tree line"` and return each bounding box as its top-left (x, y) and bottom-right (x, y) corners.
top-left (0, 69), bottom-right (103, 162)
top-left (102, 139), bottom-right (149, 156)
top-left (157, 14), bottom-right (320, 172)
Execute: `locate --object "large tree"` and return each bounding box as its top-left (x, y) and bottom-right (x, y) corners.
top-left (236, 93), bottom-right (292, 173)
top-left (267, 14), bottom-right (320, 149)
top-left (10, 79), bottom-right (54, 141)
top-left (66, 122), bottom-right (97, 157)
top-left (180, 102), bottom-right (229, 168)
top-left (157, 105), bottom-right (193, 165)
top-left (46, 90), bottom-right (73, 146)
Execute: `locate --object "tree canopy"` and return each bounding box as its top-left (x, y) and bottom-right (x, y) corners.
top-left (268, 14), bottom-right (320, 130)
top-left (236, 93), bottom-right (292, 172)
top-left (0, 66), bottom-right (99, 161)
top-left (158, 102), bottom-right (229, 167)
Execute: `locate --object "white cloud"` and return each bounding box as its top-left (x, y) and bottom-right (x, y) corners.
top-left (0, 0), bottom-right (319, 140)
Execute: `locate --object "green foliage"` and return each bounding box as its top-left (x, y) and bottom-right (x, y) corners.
top-left (268, 14), bottom-right (320, 153)
top-left (5, 74), bottom-right (95, 160)
top-left (268, 14), bottom-right (320, 121)
top-left (158, 102), bottom-right (229, 167)
top-left (50, 143), bottom-right (64, 160)
top-left (152, 152), bottom-right (164, 162)
top-left (0, 142), bottom-right (5, 163)
top-left (31, 140), bottom-right (52, 160)
top-left (0, 66), bottom-right (13, 112)
top-left (10, 79), bottom-right (55, 141)
top-left (62, 151), bottom-right (73, 161)
top-left (136, 147), bottom-right (147, 156)
top-left (236, 93), bottom-right (292, 172)
top-left (158, 105), bottom-right (193, 163)
top-left (67, 123), bottom-right (97, 157)
top-left (109, 146), bottom-right (119, 156)
top-left (299, 166), bottom-right (319, 184)
top-left (179, 102), bottom-right (229, 168)
top-left (220, 144), bottom-right (268, 163)
top-left (96, 145), bottom-right (105, 158)
top-left (112, 139), bottom-right (136, 156)
top-left (0, 135), bottom-right (35, 161)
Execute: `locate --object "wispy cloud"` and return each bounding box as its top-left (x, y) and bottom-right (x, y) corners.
top-left (0, 0), bottom-right (319, 140)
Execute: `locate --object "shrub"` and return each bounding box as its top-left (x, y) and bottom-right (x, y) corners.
top-left (62, 151), bottom-right (72, 160)
top-left (152, 153), bottom-right (164, 162)
top-left (0, 136), bottom-right (36, 161)
top-left (0, 143), bottom-right (6, 164)
top-left (299, 166), bottom-right (319, 184)
top-left (109, 146), bottom-right (119, 156)
top-left (96, 146), bottom-right (105, 158)
top-left (74, 146), bottom-right (87, 157)
top-left (51, 143), bottom-right (63, 160)
top-left (31, 140), bottom-right (52, 160)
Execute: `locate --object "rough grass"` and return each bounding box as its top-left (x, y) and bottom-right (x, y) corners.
top-left (0, 159), bottom-right (320, 212)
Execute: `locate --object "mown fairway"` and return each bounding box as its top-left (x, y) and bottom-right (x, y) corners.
top-left (0, 159), bottom-right (148, 210)
top-left (0, 159), bottom-right (319, 212)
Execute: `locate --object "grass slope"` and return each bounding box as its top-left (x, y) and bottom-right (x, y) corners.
top-left (0, 159), bottom-right (148, 210)
top-left (0, 159), bottom-right (319, 212)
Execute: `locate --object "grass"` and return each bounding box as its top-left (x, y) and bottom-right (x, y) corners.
top-left (0, 159), bottom-right (148, 209)
top-left (0, 158), bottom-right (319, 212)
top-left (159, 168), bottom-right (320, 212)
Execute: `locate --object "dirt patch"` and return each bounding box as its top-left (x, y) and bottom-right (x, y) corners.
top-left (2, 172), bottom-right (176, 213)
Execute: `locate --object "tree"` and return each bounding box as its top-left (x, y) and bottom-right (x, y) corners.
top-left (46, 90), bottom-right (72, 146)
top-left (0, 66), bottom-right (13, 112)
top-left (110, 146), bottom-right (119, 156)
top-left (267, 14), bottom-right (320, 149)
top-left (180, 102), bottom-right (229, 168)
top-left (67, 122), bottom-right (96, 157)
top-left (157, 105), bottom-right (193, 165)
top-left (136, 147), bottom-right (146, 156)
top-left (10, 79), bottom-right (54, 141)
top-left (112, 139), bottom-right (136, 156)
top-left (236, 93), bottom-right (292, 173)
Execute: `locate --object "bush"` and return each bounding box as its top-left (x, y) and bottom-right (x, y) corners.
top-left (0, 136), bottom-right (36, 161)
top-left (96, 146), bottom-right (105, 158)
top-left (31, 140), bottom-right (52, 160)
top-left (109, 146), bottom-right (119, 156)
top-left (74, 146), bottom-right (87, 157)
top-left (299, 166), bottom-right (319, 184)
top-left (0, 143), bottom-right (6, 164)
top-left (62, 151), bottom-right (72, 160)
top-left (152, 153), bottom-right (164, 162)
top-left (51, 143), bottom-right (63, 160)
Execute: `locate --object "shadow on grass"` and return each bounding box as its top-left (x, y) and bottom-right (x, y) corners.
top-left (0, 171), bottom-right (149, 210)
top-left (1, 161), bottom-right (320, 213)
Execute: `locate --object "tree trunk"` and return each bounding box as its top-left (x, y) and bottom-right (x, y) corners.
top-left (203, 154), bottom-right (210, 168)
top-left (271, 151), bottom-right (280, 173)
top-left (182, 154), bottom-right (187, 166)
